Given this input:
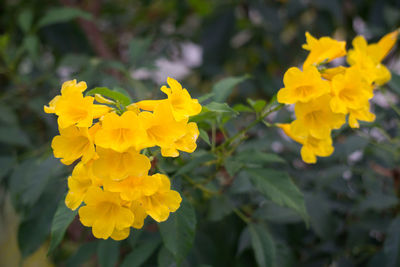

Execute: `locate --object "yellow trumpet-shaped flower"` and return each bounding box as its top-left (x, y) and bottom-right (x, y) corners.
top-left (65, 162), bottom-right (98, 210)
top-left (321, 66), bottom-right (347, 80)
top-left (277, 65), bottom-right (330, 104)
top-left (348, 105), bottom-right (376, 128)
top-left (138, 174), bottom-right (182, 222)
top-left (44, 80), bottom-right (111, 128)
top-left (78, 187), bottom-right (134, 240)
top-left (136, 77), bottom-right (202, 121)
top-left (92, 147), bottom-right (151, 181)
top-left (103, 175), bottom-right (159, 201)
top-left (161, 122), bottom-right (199, 157)
top-left (51, 126), bottom-right (96, 165)
top-left (95, 111), bottom-right (146, 152)
top-left (302, 32), bottom-right (346, 67)
top-left (347, 31), bottom-right (398, 86)
top-left (278, 123), bottom-right (334, 164)
top-left (291, 95), bottom-right (345, 139)
top-left (130, 201), bottom-right (148, 229)
top-left (139, 101), bottom-right (187, 150)
top-left (330, 67), bottom-right (373, 114)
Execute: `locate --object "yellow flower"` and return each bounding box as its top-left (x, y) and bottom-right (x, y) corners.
top-left (92, 147), bottom-right (151, 181)
top-left (320, 66), bottom-right (347, 80)
top-left (278, 123), bottom-right (334, 164)
top-left (65, 162), bottom-right (97, 210)
top-left (139, 174), bottom-right (182, 222)
top-left (95, 111), bottom-right (146, 152)
top-left (78, 187), bottom-right (134, 240)
top-left (347, 32), bottom-right (398, 86)
top-left (302, 32), bottom-right (346, 67)
top-left (102, 175), bottom-right (159, 201)
top-left (348, 105), bottom-right (376, 128)
top-left (139, 101), bottom-right (187, 150)
top-left (130, 201), bottom-right (148, 229)
top-left (110, 228), bottom-right (130, 241)
top-left (161, 122), bottom-right (199, 157)
top-left (290, 95), bottom-right (345, 139)
top-left (277, 65), bottom-right (330, 104)
top-left (136, 77), bottom-right (202, 121)
top-left (330, 67), bottom-right (373, 114)
top-left (367, 29), bottom-right (399, 63)
top-left (44, 80), bottom-right (111, 128)
top-left (51, 126), bottom-right (96, 165)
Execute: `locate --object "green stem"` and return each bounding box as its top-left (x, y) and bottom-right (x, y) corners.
top-left (183, 174), bottom-right (218, 195)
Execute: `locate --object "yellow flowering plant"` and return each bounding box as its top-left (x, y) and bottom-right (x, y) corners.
top-left (45, 77), bottom-right (201, 240)
top-left (41, 28), bottom-right (399, 266)
top-left (277, 30), bottom-right (399, 164)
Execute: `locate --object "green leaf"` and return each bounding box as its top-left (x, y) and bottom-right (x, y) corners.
top-left (157, 246), bottom-right (176, 267)
top-left (198, 92), bottom-right (214, 103)
top-left (199, 128), bottom-right (211, 146)
top-left (384, 216), bottom-right (400, 267)
top-left (247, 99), bottom-right (267, 113)
top-left (159, 197), bottom-right (196, 264)
top-left (23, 34), bottom-right (39, 59)
top-left (38, 7), bottom-right (93, 28)
top-left (48, 200), bottom-right (78, 255)
top-left (247, 168), bottom-right (308, 223)
top-left (212, 75), bottom-right (250, 102)
top-left (0, 156), bottom-right (15, 182)
top-left (235, 150), bottom-right (285, 165)
top-left (9, 157), bottom-right (62, 208)
top-left (18, 9), bottom-right (33, 33)
top-left (305, 193), bottom-right (338, 240)
top-left (249, 223), bottom-right (276, 267)
top-left (86, 87), bottom-right (131, 107)
top-left (233, 103), bottom-right (253, 112)
top-left (97, 239), bottom-right (120, 267)
top-left (175, 152), bottom-right (215, 176)
top-left (0, 105), bottom-right (18, 125)
top-left (121, 238), bottom-right (161, 267)
top-left (205, 102), bottom-right (238, 115)
top-left (66, 242), bottom-right (98, 267)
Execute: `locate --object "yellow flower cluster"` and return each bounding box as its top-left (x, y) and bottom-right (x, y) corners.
top-left (277, 30), bottom-right (399, 164)
top-left (44, 77), bottom-right (202, 240)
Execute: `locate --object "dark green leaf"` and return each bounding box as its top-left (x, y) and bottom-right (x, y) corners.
top-left (247, 99), bottom-right (267, 113)
top-left (0, 156), bottom-right (15, 182)
top-left (159, 197), bottom-right (196, 263)
top-left (0, 125), bottom-right (30, 147)
top-left (18, 9), bottom-right (33, 33)
top-left (384, 216), bottom-right (400, 267)
top-left (233, 103), bottom-right (253, 112)
top-left (66, 242), bottom-right (98, 267)
top-left (235, 150), bottom-right (285, 165)
top-left (198, 92), bottom-right (214, 103)
top-left (212, 75), bottom-right (250, 102)
top-left (305, 193), bottom-right (338, 240)
top-left (86, 87), bottom-right (131, 107)
top-left (175, 153), bottom-right (216, 176)
top-left (121, 238), bottom-right (161, 267)
top-left (199, 128), bottom-right (211, 146)
top-left (48, 200), bottom-right (78, 255)
top-left (247, 168), bottom-right (308, 223)
top-left (249, 223), bottom-right (276, 267)
top-left (205, 102), bottom-right (238, 115)
top-left (38, 7), bottom-right (93, 28)
top-left (157, 246), bottom-right (176, 267)
top-left (97, 239), bottom-right (120, 267)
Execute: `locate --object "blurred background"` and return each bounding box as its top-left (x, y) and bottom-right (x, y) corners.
top-left (1, 0), bottom-right (400, 266)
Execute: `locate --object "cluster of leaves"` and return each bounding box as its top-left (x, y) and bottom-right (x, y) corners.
top-left (1, 0), bottom-right (400, 266)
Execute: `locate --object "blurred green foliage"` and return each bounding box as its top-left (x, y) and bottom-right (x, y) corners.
top-left (1, 0), bottom-right (400, 266)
